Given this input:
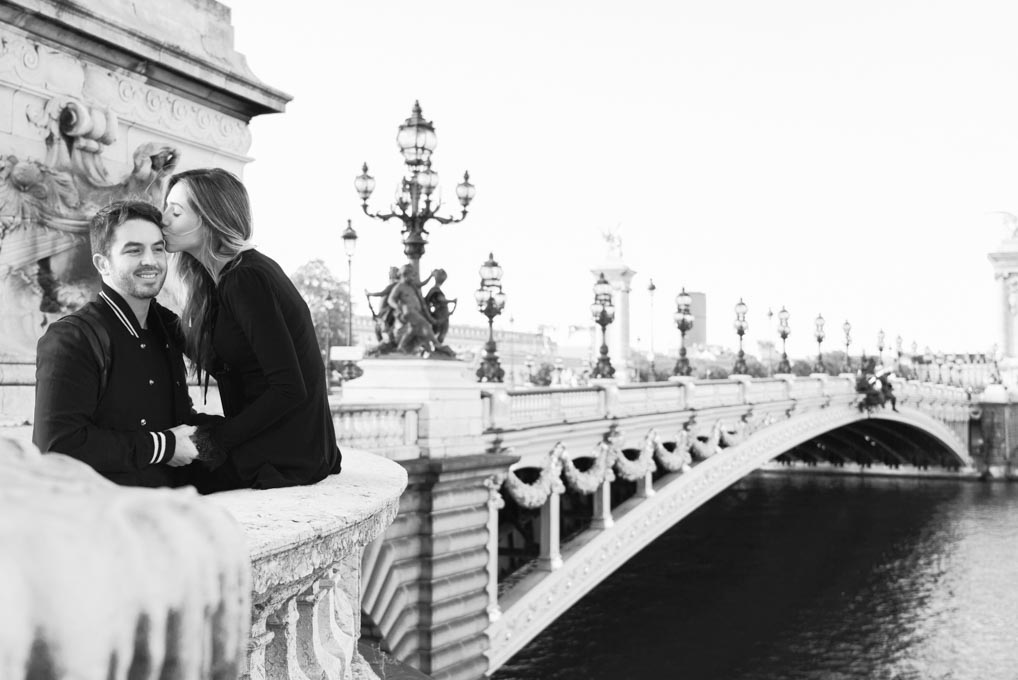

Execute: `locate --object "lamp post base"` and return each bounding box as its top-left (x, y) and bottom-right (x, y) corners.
top-left (592, 344), bottom-right (615, 379)
top-left (477, 340), bottom-right (505, 383)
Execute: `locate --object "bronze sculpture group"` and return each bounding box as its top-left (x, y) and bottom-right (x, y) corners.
top-left (365, 265), bottom-right (457, 358)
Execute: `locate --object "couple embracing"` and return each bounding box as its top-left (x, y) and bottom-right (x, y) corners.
top-left (33, 168), bottom-right (342, 492)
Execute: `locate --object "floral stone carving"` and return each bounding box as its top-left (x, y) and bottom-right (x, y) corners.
top-left (0, 97), bottom-right (179, 356)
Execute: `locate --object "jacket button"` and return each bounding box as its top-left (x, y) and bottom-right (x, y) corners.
top-left (140, 343), bottom-right (147, 349)
top-left (149, 379), bottom-right (155, 385)
top-left (140, 418), bottom-right (147, 426)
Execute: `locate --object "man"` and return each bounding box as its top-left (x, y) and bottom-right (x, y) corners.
top-left (33, 201), bottom-right (212, 487)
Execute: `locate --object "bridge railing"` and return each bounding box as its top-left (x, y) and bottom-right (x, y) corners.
top-left (483, 375), bottom-right (866, 432)
top-left (331, 401), bottom-right (422, 461)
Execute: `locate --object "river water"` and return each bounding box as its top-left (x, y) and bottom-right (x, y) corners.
top-left (491, 473), bottom-right (1018, 680)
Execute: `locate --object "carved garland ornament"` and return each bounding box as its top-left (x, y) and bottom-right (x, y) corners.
top-left (561, 442), bottom-right (617, 495)
top-left (502, 445), bottom-right (566, 509)
top-left (690, 420), bottom-right (722, 460)
top-left (647, 429), bottom-right (693, 473)
top-left (612, 436), bottom-right (657, 482)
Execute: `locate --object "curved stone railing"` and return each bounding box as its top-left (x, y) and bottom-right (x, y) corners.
top-left (1, 436), bottom-right (407, 680)
top-left (206, 449), bottom-right (407, 680)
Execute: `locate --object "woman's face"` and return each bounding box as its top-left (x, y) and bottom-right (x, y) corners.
top-left (162, 182), bottom-right (203, 254)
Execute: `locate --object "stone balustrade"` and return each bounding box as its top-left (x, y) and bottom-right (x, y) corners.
top-left (0, 435), bottom-right (407, 680)
top-left (332, 402), bottom-right (422, 461)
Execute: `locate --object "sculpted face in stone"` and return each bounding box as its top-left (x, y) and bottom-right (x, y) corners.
top-left (161, 181), bottom-right (203, 254)
top-left (93, 218), bottom-right (167, 302)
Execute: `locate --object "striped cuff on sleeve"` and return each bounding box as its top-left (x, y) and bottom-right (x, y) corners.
top-left (148, 431), bottom-right (177, 465)
top-left (149, 431), bottom-right (168, 464)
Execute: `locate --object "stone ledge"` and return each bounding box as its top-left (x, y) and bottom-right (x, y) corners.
top-left (207, 448), bottom-right (408, 592)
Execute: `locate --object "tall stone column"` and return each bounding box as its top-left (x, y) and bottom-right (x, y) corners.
top-left (988, 234), bottom-right (1018, 386)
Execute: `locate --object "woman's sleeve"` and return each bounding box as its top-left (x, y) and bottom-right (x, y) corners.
top-left (211, 267), bottom-right (308, 451)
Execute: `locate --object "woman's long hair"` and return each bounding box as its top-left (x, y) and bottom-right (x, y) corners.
top-left (168, 168), bottom-right (253, 375)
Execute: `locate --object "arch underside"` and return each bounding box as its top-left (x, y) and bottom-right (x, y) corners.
top-left (486, 405), bottom-right (972, 673)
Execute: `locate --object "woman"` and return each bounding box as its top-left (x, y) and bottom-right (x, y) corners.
top-left (162, 168), bottom-right (341, 491)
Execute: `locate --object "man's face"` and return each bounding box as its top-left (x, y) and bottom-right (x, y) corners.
top-left (93, 218), bottom-right (167, 302)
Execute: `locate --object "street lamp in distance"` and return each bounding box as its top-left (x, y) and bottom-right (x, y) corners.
top-left (776, 307), bottom-right (791, 374)
top-left (813, 314), bottom-right (826, 374)
top-left (475, 253), bottom-right (507, 382)
top-left (590, 273), bottom-right (616, 379)
top-left (673, 288), bottom-right (694, 377)
top-left (732, 298), bottom-right (749, 375)
top-left (842, 320), bottom-right (852, 373)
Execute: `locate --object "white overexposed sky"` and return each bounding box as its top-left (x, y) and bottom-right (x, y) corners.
top-left (223, 0), bottom-right (1018, 360)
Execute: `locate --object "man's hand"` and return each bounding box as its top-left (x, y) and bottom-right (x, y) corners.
top-left (167, 424), bottom-right (197, 467)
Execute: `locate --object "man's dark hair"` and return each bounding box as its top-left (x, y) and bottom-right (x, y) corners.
top-left (90, 201), bottom-right (163, 256)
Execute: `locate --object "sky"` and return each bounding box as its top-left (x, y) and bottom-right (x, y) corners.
top-left (223, 0), bottom-right (1018, 361)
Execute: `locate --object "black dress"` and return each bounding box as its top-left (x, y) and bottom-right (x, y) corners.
top-left (198, 249), bottom-right (341, 490)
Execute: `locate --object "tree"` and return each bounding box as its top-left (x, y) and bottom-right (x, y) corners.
top-left (290, 260), bottom-right (350, 364)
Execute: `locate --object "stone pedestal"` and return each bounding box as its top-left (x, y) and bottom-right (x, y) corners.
top-left (977, 386), bottom-right (1018, 478)
top-left (342, 359), bottom-right (484, 459)
top-left (360, 452), bottom-right (517, 680)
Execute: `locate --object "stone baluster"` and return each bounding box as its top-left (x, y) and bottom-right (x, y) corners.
top-left (591, 479), bottom-right (614, 530)
top-left (538, 489), bottom-right (563, 571)
top-left (636, 468), bottom-right (655, 498)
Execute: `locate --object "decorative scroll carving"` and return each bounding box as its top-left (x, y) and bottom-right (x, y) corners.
top-left (0, 436), bottom-right (250, 680)
top-left (485, 472), bottom-right (508, 509)
top-left (0, 27), bottom-right (251, 155)
top-left (0, 95), bottom-right (179, 356)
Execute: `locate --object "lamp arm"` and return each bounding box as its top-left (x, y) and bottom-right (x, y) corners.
top-left (428, 207), bottom-right (469, 225)
top-left (361, 203), bottom-right (405, 223)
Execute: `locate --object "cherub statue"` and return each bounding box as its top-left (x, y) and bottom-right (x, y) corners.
top-left (387, 264), bottom-right (442, 354)
top-left (365, 266), bottom-right (400, 346)
top-left (422, 268), bottom-right (457, 344)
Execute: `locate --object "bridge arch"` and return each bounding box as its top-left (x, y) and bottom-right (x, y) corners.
top-left (485, 404), bottom-right (973, 672)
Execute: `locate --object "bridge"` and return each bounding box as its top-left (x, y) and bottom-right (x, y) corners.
top-left (336, 370), bottom-right (977, 679)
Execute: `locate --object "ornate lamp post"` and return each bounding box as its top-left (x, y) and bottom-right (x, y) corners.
top-left (945, 352), bottom-right (956, 386)
top-left (673, 288), bottom-right (694, 376)
top-left (814, 314), bottom-right (826, 373)
top-left (842, 320), bottom-right (852, 372)
top-left (776, 307), bottom-right (792, 374)
top-left (648, 278), bottom-right (657, 359)
top-left (474, 253), bottom-right (507, 382)
top-left (590, 272), bottom-right (616, 379)
top-left (354, 101), bottom-right (476, 284)
top-left (877, 329), bottom-right (885, 365)
top-left (335, 219), bottom-right (365, 383)
top-left (895, 335), bottom-right (903, 372)
top-left (341, 219), bottom-right (358, 344)
top-left (935, 350), bottom-right (945, 383)
top-left (732, 298), bottom-right (749, 375)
